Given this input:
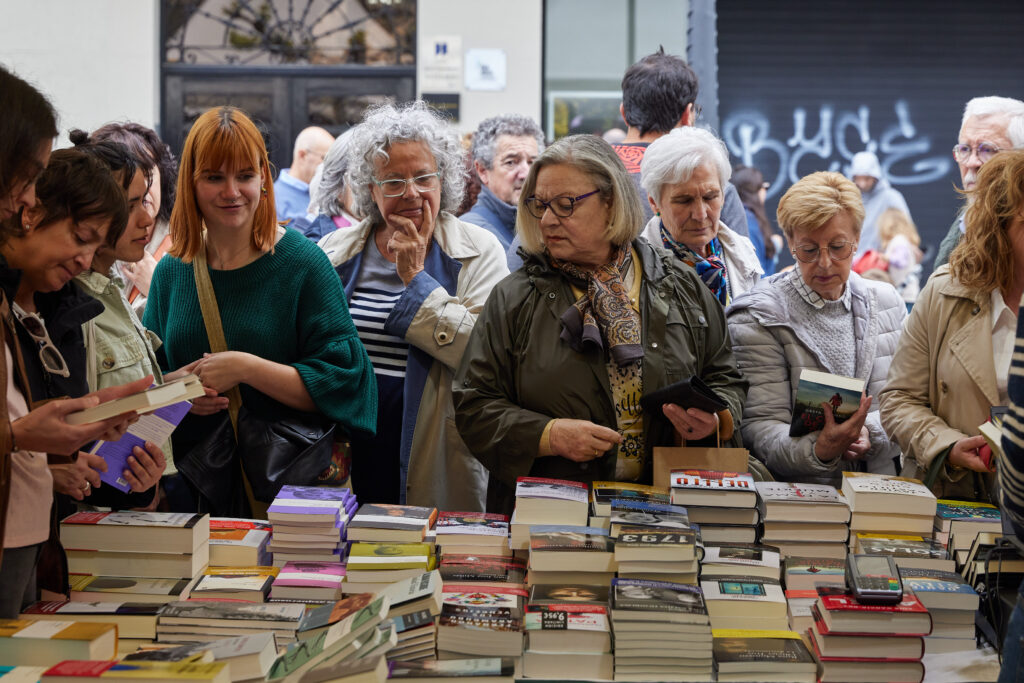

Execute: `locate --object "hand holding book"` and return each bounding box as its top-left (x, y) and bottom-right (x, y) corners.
top-left (813, 393), bottom-right (871, 462)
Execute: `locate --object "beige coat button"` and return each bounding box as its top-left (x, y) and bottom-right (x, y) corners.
top-left (102, 358), bottom-right (115, 370)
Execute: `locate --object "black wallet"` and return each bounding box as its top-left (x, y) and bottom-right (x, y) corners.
top-left (639, 376), bottom-right (729, 415)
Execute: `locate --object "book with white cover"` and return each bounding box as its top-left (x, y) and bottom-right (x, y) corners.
top-left (66, 374), bottom-right (205, 425)
top-left (754, 481), bottom-right (851, 523)
top-left (840, 473), bottom-right (937, 516)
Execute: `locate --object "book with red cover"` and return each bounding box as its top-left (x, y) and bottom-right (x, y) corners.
top-left (809, 607), bottom-right (925, 661)
top-left (814, 586), bottom-right (932, 636)
top-left (809, 634), bottom-right (925, 683)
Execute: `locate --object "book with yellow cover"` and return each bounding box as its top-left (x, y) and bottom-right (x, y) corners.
top-left (41, 660), bottom-right (228, 682)
top-left (0, 619), bottom-right (117, 666)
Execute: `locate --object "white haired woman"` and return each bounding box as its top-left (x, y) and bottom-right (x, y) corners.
top-left (318, 102), bottom-right (509, 511)
top-left (640, 127), bottom-right (762, 304)
top-left (453, 135), bottom-right (747, 515)
top-left (726, 172), bottom-right (906, 486)
top-left (296, 129), bottom-right (360, 242)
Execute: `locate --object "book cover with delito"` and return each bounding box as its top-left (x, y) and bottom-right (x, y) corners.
top-left (788, 369), bottom-right (865, 437)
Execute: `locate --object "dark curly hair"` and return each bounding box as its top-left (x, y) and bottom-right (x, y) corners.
top-left (92, 122), bottom-right (177, 223)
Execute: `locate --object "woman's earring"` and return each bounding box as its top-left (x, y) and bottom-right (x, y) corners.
top-left (261, 186), bottom-right (268, 196)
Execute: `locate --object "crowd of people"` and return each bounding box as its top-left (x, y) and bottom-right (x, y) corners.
top-left (3, 48), bottom-right (1024, 677)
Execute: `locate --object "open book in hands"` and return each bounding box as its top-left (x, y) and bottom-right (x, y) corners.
top-left (66, 374), bottom-right (206, 425)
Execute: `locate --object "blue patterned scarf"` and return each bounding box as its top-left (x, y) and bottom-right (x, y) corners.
top-left (660, 222), bottom-right (730, 305)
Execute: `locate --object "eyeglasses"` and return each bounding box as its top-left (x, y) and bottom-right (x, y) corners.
top-left (372, 172), bottom-right (441, 198)
top-left (952, 142), bottom-right (1002, 164)
top-left (524, 190), bottom-right (600, 219)
top-left (791, 240), bottom-right (857, 263)
top-left (12, 305), bottom-right (70, 377)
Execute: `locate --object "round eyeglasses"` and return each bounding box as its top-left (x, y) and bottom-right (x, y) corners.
top-left (372, 172), bottom-right (441, 198)
top-left (791, 240), bottom-right (857, 263)
top-left (523, 189), bottom-right (600, 219)
top-left (952, 142), bottom-right (1002, 164)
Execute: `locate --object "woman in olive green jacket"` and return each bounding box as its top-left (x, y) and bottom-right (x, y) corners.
top-left (452, 135), bottom-right (748, 514)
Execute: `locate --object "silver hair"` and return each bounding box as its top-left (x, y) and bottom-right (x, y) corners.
top-left (346, 101), bottom-right (465, 224)
top-left (470, 114), bottom-right (545, 168)
top-left (517, 134), bottom-right (644, 255)
top-left (961, 96), bottom-right (1024, 148)
top-left (308, 128), bottom-right (354, 216)
top-left (639, 126), bottom-right (731, 203)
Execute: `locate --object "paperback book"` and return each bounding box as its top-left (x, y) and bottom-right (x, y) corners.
top-left (788, 369), bottom-right (864, 437)
top-left (89, 400), bottom-right (191, 493)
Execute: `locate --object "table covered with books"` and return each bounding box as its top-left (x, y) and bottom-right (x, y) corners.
top-left (2, 464), bottom-right (1018, 683)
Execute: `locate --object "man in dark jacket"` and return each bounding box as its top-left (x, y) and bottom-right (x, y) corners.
top-left (461, 114), bottom-right (544, 252)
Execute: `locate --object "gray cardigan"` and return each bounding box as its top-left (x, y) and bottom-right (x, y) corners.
top-left (725, 271), bottom-right (906, 485)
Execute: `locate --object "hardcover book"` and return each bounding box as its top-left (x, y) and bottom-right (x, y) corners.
top-left (788, 369), bottom-right (864, 437)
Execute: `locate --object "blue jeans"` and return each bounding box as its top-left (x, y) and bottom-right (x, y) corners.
top-left (1000, 582), bottom-right (1024, 683)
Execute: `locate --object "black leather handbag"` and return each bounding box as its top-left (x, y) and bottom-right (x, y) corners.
top-left (178, 235), bottom-right (335, 516)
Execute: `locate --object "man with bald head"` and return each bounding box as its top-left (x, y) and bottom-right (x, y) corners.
top-left (274, 126), bottom-right (334, 223)
top-left (934, 96), bottom-right (1024, 267)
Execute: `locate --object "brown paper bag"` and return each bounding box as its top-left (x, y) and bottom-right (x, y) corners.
top-left (653, 446), bottom-right (750, 489)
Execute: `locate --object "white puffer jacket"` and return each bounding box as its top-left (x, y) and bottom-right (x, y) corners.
top-left (725, 271), bottom-right (906, 486)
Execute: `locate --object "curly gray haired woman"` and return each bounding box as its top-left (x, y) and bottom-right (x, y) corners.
top-left (318, 100), bottom-right (509, 512)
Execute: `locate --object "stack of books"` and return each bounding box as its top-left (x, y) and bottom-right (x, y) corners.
top-left (960, 531), bottom-right (1024, 587)
top-left (439, 554), bottom-right (527, 591)
top-left (613, 525), bottom-right (698, 585)
top-left (807, 586), bottom-right (929, 683)
top-left (265, 593), bottom-right (392, 683)
top-left (528, 525), bottom-right (616, 587)
top-left (509, 477), bottom-right (589, 551)
top-left (712, 629), bottom-right (816, 683)
top-left (700, 572), bottom-right (788, 632)
top-left (521, 584), bottom-right (612, 680)
top-left (207, 518), bottom-right (271, 568)
top-left (269, 561), bottom-right (346, 603)
top-left (781, 556), bottom-right (845, 639)
top-left (189, 565), bottom-right (277, 603)
top-left (933, 499), bottom-right (1002, 556)
top-left (852, 534), bottom-right (954, 572)
top-left (670, 470), bottom-right (758, 543)
top-left (267, 485), bottom-right (356, 566)
top-left (609, 578), bottom-right (713, 681)
top-left (588, 481), bottom-right (668, 529)
top-left (841, 473), bottom-right (937, 542)
top-left (60, 511), bottom-right (210, 581)
top-left (378, 571), bottom-right (445, 662)
top-left (899, 567), bottom-right (979, 653)
top-left (755, 481), bottom-right (850, 559)
top-left (435, 512), bottom-right (510, 557)
top-left (436, 584), bottom-right (525, 659)
top-left (155, 601), bottom-right (305, 650)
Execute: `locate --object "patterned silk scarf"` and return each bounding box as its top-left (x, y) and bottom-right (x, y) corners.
top-left (549, 247), bottom-right (643, 366)
top-left (660, 222), bottom-right (731, 305)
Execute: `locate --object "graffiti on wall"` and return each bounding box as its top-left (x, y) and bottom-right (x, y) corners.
top-left (722, 100), bottom-right (952, 196)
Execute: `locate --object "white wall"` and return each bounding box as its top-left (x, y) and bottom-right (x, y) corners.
top-left (416, 0), bottom-right (543, 135)
top-left (0, 0), bottom-right (160, 147)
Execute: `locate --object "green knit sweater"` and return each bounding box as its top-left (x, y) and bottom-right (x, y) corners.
top-left (142, 228), bottom-right (376, 434)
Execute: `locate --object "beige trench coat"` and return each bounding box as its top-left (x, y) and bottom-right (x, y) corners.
top-left (879, 265), bottom-right (997, 500)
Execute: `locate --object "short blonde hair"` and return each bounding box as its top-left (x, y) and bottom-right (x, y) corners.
top-left (517, 134), bottom-right (644, 255)
top-left (170, 107), bottom-right (277, 262)
top-left (776, 171), bottom-right (864, 242)
top-left (950, 149), bottom-right (1024, 295)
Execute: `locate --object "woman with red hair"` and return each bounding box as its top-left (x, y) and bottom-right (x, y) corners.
top-left (143, 107), bottom-right (376, 514)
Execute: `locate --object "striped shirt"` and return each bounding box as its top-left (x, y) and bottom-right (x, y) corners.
top-left (349, 243), bottom-right (408, 379)
top-left (1001, 304), bottom-right (1024, 538)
